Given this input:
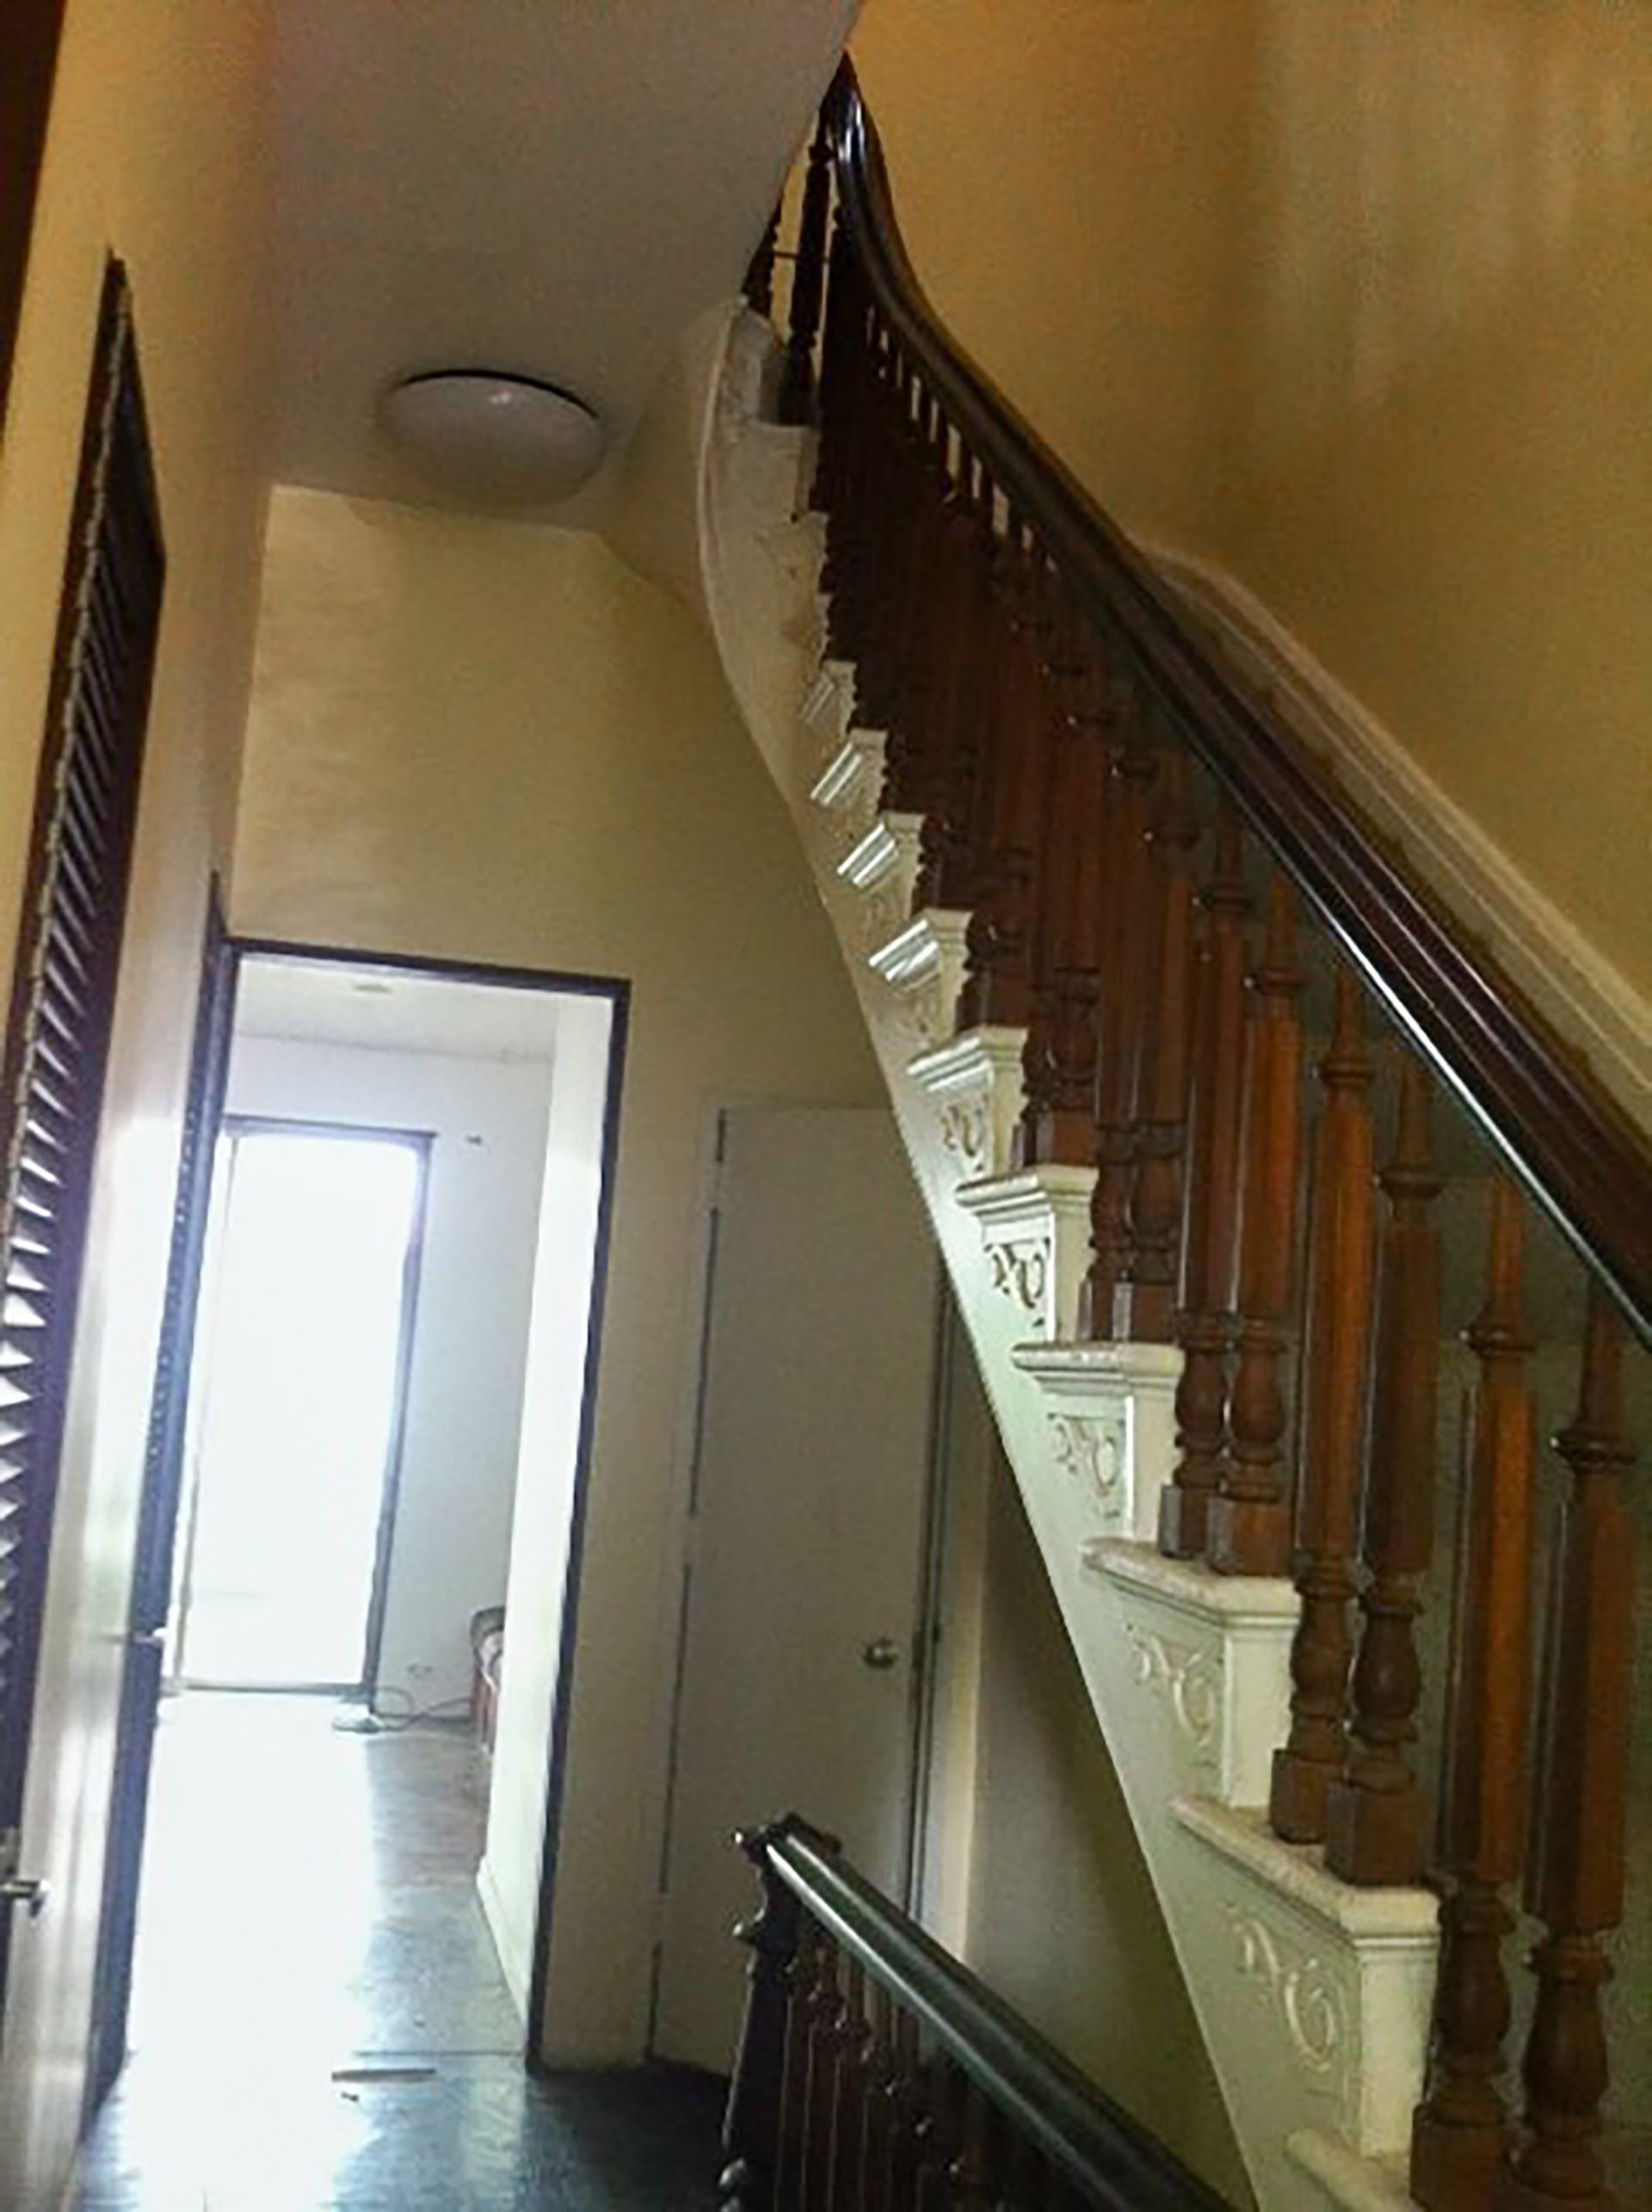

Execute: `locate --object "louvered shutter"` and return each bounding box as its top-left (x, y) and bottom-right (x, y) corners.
top-left (0, 262), bottom-right (163, 1866)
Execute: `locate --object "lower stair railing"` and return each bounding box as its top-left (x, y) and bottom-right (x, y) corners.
top-left (721, 1817), bottom-right (1232, 2212)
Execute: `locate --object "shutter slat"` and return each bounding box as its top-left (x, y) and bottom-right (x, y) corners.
top-left (53, 790), bottom-right (112, 903)
top-left (45, 910), bottom-right (94, 993)
top-left (45, 880), bottom-right (96, 965)
top-left (60, 761), bottom-right (114, 862)
top-left (46, 823), bottom-right (105, 933)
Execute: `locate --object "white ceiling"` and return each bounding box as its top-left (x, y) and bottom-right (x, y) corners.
top-left (267, 1), bottom-right (858, 515)
top-left (236, 955), bottom-right (562, 1063)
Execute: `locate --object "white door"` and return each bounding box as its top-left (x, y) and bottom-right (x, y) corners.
top-left (652, 1106), bottom-right (939, 2072)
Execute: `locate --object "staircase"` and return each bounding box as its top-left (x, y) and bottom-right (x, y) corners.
top-left (689, 67), bottom-right (1649, 2212)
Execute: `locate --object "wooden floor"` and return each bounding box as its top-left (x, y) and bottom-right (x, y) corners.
top-left (74, 1693), bottom-right (722, 2209)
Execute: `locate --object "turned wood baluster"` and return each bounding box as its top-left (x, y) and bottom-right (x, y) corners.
top-left (1503, 1287), bottom-right (1637, 2210)
top-left (780, 115), bottom-right (833, 426)
top-left (882, 390), bottom-right (951, 810)
top-left (947, 2078), bottom-right (995, 2210)
top-left (1020, 599), bottom-right (1111, 1166)
top-left (1269, 970), bottom-right (1378, 1840)
top-left (1014, 583), bottom-right (1089, 1161)
top-left (907, 434), bottom-right (984, 899)
top-left (1324, 1055), bottom-right (1442, 1882)
top-left (952, 496), bottom-right (1022, 927)
top-left (830, 311), bottom-right (895, 680)
top-left (885, 2009), bottom-right (928, 2208)
top-left (924, 460), bottom-right (999, 913)
top-left (1160, 798), bottom-right (1249, 1560)
top-left (854, 1980), bottom-right (896, 2212)
top-left (721, 1828), bottom-right (807, 2209)
top-left (820, 293), bottom-right (871, 658)
top-left (900, 415), bottom-right (967, 830)
top-left (800, 1932), bottom-right (835, 2211)
top-left (816, 227), bottom-right (870, 613)
top-left (1000, 2133), bottom-right (1044, 2210)
top-left (825, 1956), bottom-right (872, 2208)
top-left (1207, 875), bottom-right (1305, 1575)
top-left (1113, 746), bottom-right (1200, 1342)
top-left (957, 534), bottom-right (1057, 1032)
top-left (1082, 684), bottom-right (1160, 1337)
top-left (915, 2058), bottom-right (959, 2211)
top-left (853, 344), bottom-right (916, 742)
top-left (1408, 1176), bottom-right (1537, 2204)
top-left (776, 1919), bottom-right (824, 2208)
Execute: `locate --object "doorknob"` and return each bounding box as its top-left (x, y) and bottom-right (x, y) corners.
top-left (0, 1874), bottom-right (49, 1920)
top-left (860, 1636), bottom-right (902, 1672)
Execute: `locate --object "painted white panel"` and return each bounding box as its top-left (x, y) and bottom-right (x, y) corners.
top-left (652, 1105), bottom-right (938, 2073)
top-left (478, 994), bottom-right (616, 2020)
top-left (225, 1030), bottom-right (554, 1712)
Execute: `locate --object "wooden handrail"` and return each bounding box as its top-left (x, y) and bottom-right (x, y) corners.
top-left (728, 1816), bottom-right (1230, 2212)
top-left (818, 63), bottom-right (1651, 1346)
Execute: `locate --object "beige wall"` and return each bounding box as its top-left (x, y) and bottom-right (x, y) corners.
top-left (231, 485), bottom-right (885, 2062)
top-left (927, 1440), bottom-right (1251, 2207)
top-left (853, 0), bottom-right (1248, 558)
top-left (852, 0), bottom-right (1652, 1020)
top-left (0, 4), bottom-right (271, 2202)
top-left (1222, 2), bottom-right (1652, 1004)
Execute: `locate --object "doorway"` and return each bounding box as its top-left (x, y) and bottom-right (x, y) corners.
top-left (171, 1121), bottom-right (428, 1695)
top-left (85, 940), bottom-right (632, 2184)
top-left (650, 1104), bottom-right (943, 2074)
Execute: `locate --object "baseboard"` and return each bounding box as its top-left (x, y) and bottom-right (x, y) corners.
top-left (1149, 546), bottom-right (1652, 1137)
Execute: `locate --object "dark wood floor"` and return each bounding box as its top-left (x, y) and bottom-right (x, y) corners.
top-left (74, 1693), bottom-right (722, 2209)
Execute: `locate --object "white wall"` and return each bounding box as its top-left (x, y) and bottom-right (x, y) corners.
top-left (478, 994), bottom-right (616, 2020)
top-left (225, 1032), bottom-right (555, 1712)
top-left (231, 488), bottom-right (885, 2063)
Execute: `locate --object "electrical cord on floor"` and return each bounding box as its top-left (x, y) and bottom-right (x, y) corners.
top-left (331, 1691), bottom-right (474, 1735)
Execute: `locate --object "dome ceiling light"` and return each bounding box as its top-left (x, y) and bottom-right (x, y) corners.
top-left (377, 370), bottom-right (606, 504)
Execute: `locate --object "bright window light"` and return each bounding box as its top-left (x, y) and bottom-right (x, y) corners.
top-left (178, 1131), bottom-right (422, 1690)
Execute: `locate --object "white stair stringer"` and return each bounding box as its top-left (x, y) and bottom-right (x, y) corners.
top-left (695, 307), bottom-right (1438, 2211)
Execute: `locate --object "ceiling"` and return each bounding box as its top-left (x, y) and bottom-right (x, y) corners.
top-left (267, 1), bottom-right (858, 516)
top-left (236, 955), bottom-right (562, 1063)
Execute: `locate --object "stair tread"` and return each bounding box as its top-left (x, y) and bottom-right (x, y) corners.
top-left (1173, 1800), bottom-right (1438, 1938)
top-left (1085, 1536), bottom-right (1298, 1621)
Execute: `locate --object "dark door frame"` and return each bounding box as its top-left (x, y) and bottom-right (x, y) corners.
top-left (89, 932), bottom-right (630, 2109)
top-left (170, 1114), bottom-right (433, 1703)
top-left (87, 883), bottom-right (237, 2119)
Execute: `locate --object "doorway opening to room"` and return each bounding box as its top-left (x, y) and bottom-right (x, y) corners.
top-left (77, 935), bottom-right (679, 2206)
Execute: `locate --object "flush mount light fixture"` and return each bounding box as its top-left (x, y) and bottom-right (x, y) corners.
top-left (377, 370), bottom-right (606, 504)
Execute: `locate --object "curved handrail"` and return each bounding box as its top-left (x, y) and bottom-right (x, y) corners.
top-left (821, 63), bottom-right (1651, 1344)
top-left (760, 1820), bottom-right (1230, 2212)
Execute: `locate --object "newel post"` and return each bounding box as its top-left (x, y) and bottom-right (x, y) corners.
top-left (721, 1822), bottom-right (807, 2209)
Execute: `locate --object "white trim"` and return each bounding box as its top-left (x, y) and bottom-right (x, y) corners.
top-left (1148, 546), bottom-right (1652, 1137)
top-left (476, 1852), bottom-right (531, 2022)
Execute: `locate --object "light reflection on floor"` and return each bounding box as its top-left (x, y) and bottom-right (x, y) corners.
top-left (74, 1692), bottom-right (721, 2209)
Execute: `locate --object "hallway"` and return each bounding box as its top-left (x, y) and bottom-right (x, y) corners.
top-left (75, 1695), bottom-right (721, 2209)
